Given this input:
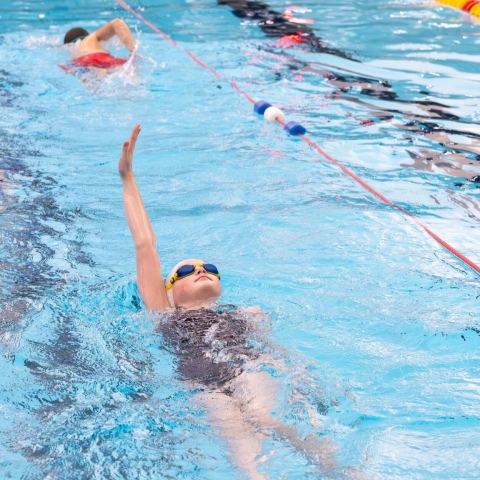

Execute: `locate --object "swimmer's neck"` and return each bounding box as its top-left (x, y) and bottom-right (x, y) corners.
top-left (176, 298), bottom-right (220, 311)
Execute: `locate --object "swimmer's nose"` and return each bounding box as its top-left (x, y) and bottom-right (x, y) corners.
top-left (195, 265), bottom-right (207, 274)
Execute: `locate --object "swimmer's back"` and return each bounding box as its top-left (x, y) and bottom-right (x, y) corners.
top-left (71, 34), bottom-right (108, 59)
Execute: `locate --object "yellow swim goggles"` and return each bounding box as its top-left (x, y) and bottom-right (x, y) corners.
top-left (165, 263), bottom-right (220, 291)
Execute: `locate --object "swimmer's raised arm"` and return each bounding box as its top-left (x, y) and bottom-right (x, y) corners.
top-left (94, 18), bottom-right (135, 51)
top-left (119, 125), bottom-right (169, 311)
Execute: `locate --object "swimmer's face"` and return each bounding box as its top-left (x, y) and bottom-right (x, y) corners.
top-left (172, 263), bottom-right (222, 308)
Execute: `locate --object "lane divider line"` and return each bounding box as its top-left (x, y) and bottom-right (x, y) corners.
top-left (185, 50), bottom-right (222, 78)
top-left (230, 80), bottom-right (256, 104)
top-left (115, 0), bottom-right (480, 277)
top-left (116, 0), bottom-right (178, 45)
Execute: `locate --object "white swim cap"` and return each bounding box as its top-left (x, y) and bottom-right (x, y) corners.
top-left (164, 258), bottom-right (204, 308)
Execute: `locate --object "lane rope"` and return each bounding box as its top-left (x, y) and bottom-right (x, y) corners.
top-left (115, 0), bottom-right (480, 276)
top-left (436, 0), bottom-right (480, 18)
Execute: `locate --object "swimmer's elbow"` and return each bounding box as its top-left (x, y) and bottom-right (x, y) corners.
top-left (96, 18), bottom-right (128, 42)
top-left (112, 18), bottom-right (128, 32)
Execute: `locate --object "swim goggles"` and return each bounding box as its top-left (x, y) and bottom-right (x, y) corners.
top-left (71, 35), bottom-right (87, 43)
top-left (165, 263), bottom-right (220, 291)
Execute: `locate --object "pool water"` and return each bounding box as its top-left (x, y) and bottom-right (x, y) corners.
top-left (1, 0), bottom-right (480, 478)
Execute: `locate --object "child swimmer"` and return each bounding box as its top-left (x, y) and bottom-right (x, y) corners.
top-left (118, 125), bottom-right (364, 479)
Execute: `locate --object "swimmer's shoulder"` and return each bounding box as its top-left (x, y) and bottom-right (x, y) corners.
top-left (72, 34), bottom-right (108, 58)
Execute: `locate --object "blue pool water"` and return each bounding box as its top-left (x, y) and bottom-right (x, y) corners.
top-left (1, 0), bottom-right (480, 478)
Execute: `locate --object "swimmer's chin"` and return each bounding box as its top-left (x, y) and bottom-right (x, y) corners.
top-left (175, 296), bottom-right (221, 311)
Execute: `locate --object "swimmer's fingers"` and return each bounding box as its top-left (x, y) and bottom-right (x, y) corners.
top-left (128, 124), bottom-right (141, 159)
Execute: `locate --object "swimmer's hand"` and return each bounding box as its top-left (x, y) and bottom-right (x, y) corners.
top-left (118, 124), bottom-right (141, 179)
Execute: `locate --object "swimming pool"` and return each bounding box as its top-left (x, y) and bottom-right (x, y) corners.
top-left (1, 0), bottom-right (480, 477)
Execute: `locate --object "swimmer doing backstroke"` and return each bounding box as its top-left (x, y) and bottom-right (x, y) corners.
top-left (63, 18), bottom-right (135, 70)
top-left (118, 124), bottom-right (365, 480)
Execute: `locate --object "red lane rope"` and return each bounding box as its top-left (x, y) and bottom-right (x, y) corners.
top-left (297, 132), bottom-right (395, 207)
top-left (296, 130), bottom-right (480, 274)
top-left (116, 0), bottom-right (178, 45)
top-left (230, 80), bottom-right (256, 104)
top-left (115, 0), bottom-right (480, 276)
top-left (185, 50), bottom-right (222, 78)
